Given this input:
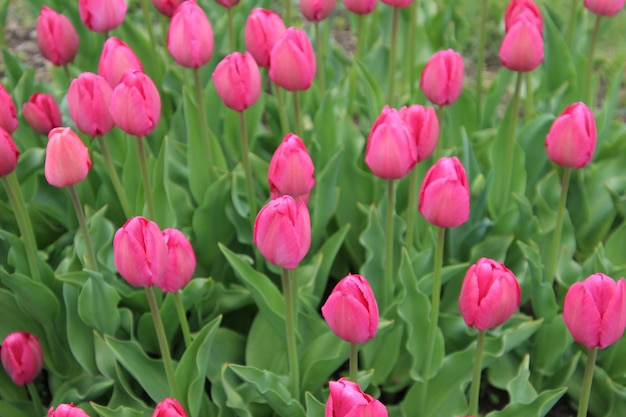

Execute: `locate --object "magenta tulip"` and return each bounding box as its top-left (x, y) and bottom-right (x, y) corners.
top-left (157, 228), bottom-right (197, 292)
top-left (584, 0), bottom-right (625, 16)
top-left (499, 18), bottom-right (544, 72)
top-left (399, 104), bottom-right (439, 162)
top-left (380, 0), bottom-right (411, 8)
top-left (212, 52), bottom-right (261, 112)
top-left (420, 49), bottom-right (465, 106)
top-left (22, 93), bottom-right (62, 135)
top-left (67, 72), bottom-right (115, 137)
top-left (504, 0), bottom-right (543, 33)
top-left (78, 0), bottom-right (127, 32)
top-left (36, 6), bottom-right (79, 66)
top-left (563, 273), bottom-right (626, 349)
top-left (110, 69), bottom-right (161, 136)
top-left (418, 156), bottom-right (470, 228)
top-left (48, 404), bottom-right (90, 417)
top-left (343, 0), bottom-right (377, 14)
top-left (300, 0), bottom-right (336, 22)
top-left (151, 0), bottom-right (186, 16)
top-left (167, 0), bottom-right (214, 68)
top-left (325, 378), bottom-right (388, 417)
top-left (1, 332), bottom-right (43, 386)
top-left (545, 102), bottom-right (597, 169)
top-left (98, 37), bottom-right (144, 87)
top-left (153, 398), bottom-right (188, 417)
top-left (0, 84), bottom-right (18, 134)
top-left (268, 133), bottom-right (315, 204)
top-left (0, 128), bottom-right (19, 177)
top-left (214, 0), bottom-right (240, 8)
top-left (44, 127), bottom-right (92, 188)
top-left (244, 8), bottom-right (287, 68)
top-left (269, 27), bottom-right (316, 91)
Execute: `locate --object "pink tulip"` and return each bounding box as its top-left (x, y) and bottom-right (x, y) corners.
top-left (167, 0), bottom-right (214, 69)
top-left (151, 0), bottom-right (186, 17)
top-left (563, 273), bottom-right (626, 349)
top-left (157, 228), bottom-right (197, 292)
top-left (380, 0), bottom-right (412, 8)
top-left (113, 216), bottom-right (168, 287)
top-left (321, 273), bottom-right (379, 343)
top-left (110, 69), bottom-right (161, 136)
top-left (78, 0), bottom-right (127, 32)
top-left (98, 37), bottom-right (144, 87)
top-left (325, 378), bottom-right (388, 417)
top-left (584, 0), bottom-right (625, 16)
top-left (420, 49), bottom-right (465, 106)
top-left (1, 332), bottom-right (43, 386)
top-left (399, 104), bottom-right (439, 162)
top-left (343, 0), bottom-right (377, 14)
top-left (214, 0), bottom-right (240, 8)
top-left (499, 18), bottom-right (544, 72)
top-left (0, 128), bottom-right (20, 177)
top-left (458, 258), bottom-right (521, 331)
top-left (153, 398), bottom-right (188, 417)
top-left (44, 127), bottom-right (92, 188)
top-left (269, 27), bottom-right (316, 91)
top-left (365, 105), bottom-right (417, 180)
top-left (67, 72), bottom-right (115, 137)
top-left (504, 0), bottom-right (543, 34)
top-left (0, 84), bottom-right (18, 134)
top-left (22, 93), bottom-right (62, 135)
top-left (212, 52), bottom-right (261, 112)
top-left (253, 195), bottom-right (311, 269)
top-left (244, 8), bottom-right (287, 68)
top-left (36, 6), bottom-right (79, 66)
top-left (418, 156), bottom-right (470, 228)
top-left (268, 133), bottom-right (315, 204)
top-left (545, 102), bottom-right (596, 169)
top-left (300, 0), bottom-right (336, 22)
top-left (48, 404), bottom-right (90, 417)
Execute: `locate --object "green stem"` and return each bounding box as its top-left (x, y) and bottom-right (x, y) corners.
top-left (524, 72), bottom-right (534, 119)
top-left (1, 174), bottom-right (40, 283)
top-left (146, 286), bottom-right (178, 398)
top-left (578, 347), bottom-right (598, 417)
top-left (435, 105), bottom-right (445, 158)
top-left (139, 0), bottom-right (159, 72)
top-left (285, 0), bottom-right (292, 27)
top-left (173, 292), bottom-right (192, 348)
top-left (583, 15), bottom-right (602, 104)
top-left (69, 185), bottom-right (98, 271)
top-left (406, 0), bottom-right (418, 101)
top-left (160, 14), bottom-right (168, 47)
top-left (348, 16), bottom-right (364, 116)
top-left (476, 0), bottom-right (487, 126)
top-left (97, 136), bottom-right (133, 218)
top-left (387, 7), bottom-right (399, 105)
top-left (63, 64), bottom-right (71, 84)
top-left (27, 382), bottom-right (43, 416)
top-left (545, 168), bottom-right (571, 284)
top-left (274, 83), bottom-right (290, 134)
top-left (384, 179), bottom-right (396, 309)
top-left (227, 7), bottom-right (236, 52)
top-left (355, 15), bottom-right (364, 61)
top-left (293, 91), bottom-right (303, 138)
top-left (349, 342), bottom-right (358, 382)
top-left (193, 68), bottom-right (215, 183)
top-left (136, 137), bottom-right (156, 220)
top-left (282, 268), bottom-right (300, 400)
top-left (499, 71), bottom-right (523, 215)
top-left (239, 111), bottom-right (257, 224)
top-left (315, 22), bottom-right (326, 93)
top-left (565, 0), bottom-right (579, 48)
top-left (405, 166), bottom-right (419, 251)
top-left (468, 330), bottom-right (486, 416)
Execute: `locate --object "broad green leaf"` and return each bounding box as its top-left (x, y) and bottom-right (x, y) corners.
top-left (90, 402), bottom-right (150, 417)
top-left (300, 329), bottom-right (350, 393)
top-left (51, 374), bottom-right (114, 405)
top-left (485, 387), bottom-right (567, 417)
top-left (78, 276), bottom-right (121, 336)
top-left (63, 284), bottom-right (98, 375)
top-left (305, 392), bottom-right (325, 417)
top-left (0, 271), bottom-right (59, 328)
top-left (0, 400), bottom-right (35, 417)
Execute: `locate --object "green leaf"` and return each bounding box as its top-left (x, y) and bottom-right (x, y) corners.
top-left (78, 276), bottom-right (121, 336)
top-left (0, 400), bottom-right (35, 417)
top-left (90, 402), bottom-right (150, 417)
top-left (300, 329), bottom-right (350, 393)
top-left (0, 271), bottom-right (59, 327)
top-left (50, 374), bottom-right (114, 405)
top-left (485, 388), bottom-right (567, 417)
top-left (63, 284), bottom-right (98, 375)
top-left (305, 392), bottom-right (326, 417)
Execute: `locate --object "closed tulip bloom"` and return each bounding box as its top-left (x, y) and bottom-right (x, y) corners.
top-left (268, 133), bottom-right (315, 204)
top-left (114, 216), bottom-right (168, 287)
top-left (153, 398), bottom-right (188, 417)
top-left (151, 0), bottom-right (186, 17)
top-left (67, 73), bottom-right (115, 137)
top-left (157, 228), bottom-right (197, 292)
top-left (214, 0), bottom-right (240, 8)
top-left (48, 404), bottom-right (90, 417)
top-left (167, 0), bottom-right (214, 68)
top-left (78, 0), bottom-right (127, 32)
top-left (343, 0), bottom-right (377, 14)
top-left (545, 102), bottom-right (596, 169)
top-left (110, 70), bottom-right (161, 136)
top-left (300, 0), bottom-right (336, 22)
top-left (399, 104), bottom-right (439, 162)
top-left (563, 273), bottom-right (626, 349)
top-left (365, 105), bottom-right (417, 180)
top-left (499, 19), bottom-right (544, 72)
top-left (36, 6), bottom-right (79, 66)
top-left (418, 156), bottom-right (469, 228)
top-left (325, 378), bottom-right (388, 417)
top-left (253, 195), bottom-right (311, 269)
top-left (0, 128), bottom-right (20, 177)
top-left (244, 8), bottom-right (286, 68)
top-left (321, 274), bottom-right (379, 343)
top-left (380, 0), bottom-right (411, 8)
top-left (269, 27), bottom-right (316, 91)
top-left (504, 0), bottom-right (543, 33)
top-left (0, 84), bottom-right (18, 134)
top-left (45, 127), bottom-right (92, 188)
top-left (22, 93), bottom-right (62, 135)
top-left (420, 49), bottom-right (465, 106)
top-left (212, 52), bottom-right (261, 112)
top-left (584, 0), bottom-right (625, 16)
top-left (1, 332), bottom-right (43, 386)
top-left (98, 37), bottom-right (144, 87)
top-left (458, 258), bottom-right (521, 331)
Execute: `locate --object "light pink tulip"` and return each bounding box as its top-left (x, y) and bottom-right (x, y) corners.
top-left (0, 84), bottom-right (18, 134)
top-left (504, 0), bottom-right (543, 33)
top-left (212, 52), bottom-right (261, 112)
top-left (399, 104), bottom-right (439, 162)
top-left (67, 72), bottom-right (115, 137)
top-left (48, 404), bottom-right (90, 417)
top-left (244, 8), bottom-right (287, 68)
top-left (545, 102), bottom-right (596, 169)
top-left (110, 70), bottom-right (161, 136)
top-left (499, 19), bottom-right (544, 72)
top-left (584, 0), bottom-right (625, 16)
top-left (300, 0), bottom-right (336, 22)
top-left (157, 228), bottom-right (197, 292)
top-left (343, 0), bottom-right (377, 14)
top-left (0, 128), bottom-right (19, 177)
top-left (268, 133), bottom-right (315, 204)
top-left (1, 332), bottom-right (43, 386)
top-left (420, 49), bottom-right (465, 106)
top-left (167, 0), bottom-right (214, 68)
top-left (153, 398), bottom-right (188, 417)
top-left (325, 378), bottom-right (388, 417)
top-left (44, 127), bottom-right (92, 187)
top-left (98, 37), bottom-right (144, 87)
top-left (36, 6), bottom-right (79, 66)
top-left (22, 93), bottom-right (62, 135)
top-left (78, 0), bottom-right (127, 32)
top-left (269, 27), bottom-right (316, 91)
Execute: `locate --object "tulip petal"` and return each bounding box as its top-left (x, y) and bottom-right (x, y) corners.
top-left (599, 278), bottom-right (626, 348)
top-left (563, 282), bottom-right (602, 349)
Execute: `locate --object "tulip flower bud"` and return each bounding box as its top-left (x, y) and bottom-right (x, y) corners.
top-left (343, 0), bottom-right (377, 14)
top-left (545, 102), bottom-right (597, 169)
top-left (36, 6), bottom-right (79, 66)
top-left (98, 37), bottom-right (144, 87)
top-left (268, 133), bottom-right (315, 204)
top-left (68, 73), bottom-right (115, 137)
top-left (0, 128), bottom-right (20, 177)
top-left (418, 156), bottom-right (470, 228)
top-left (499, 18), bottom-right (543, 72)
top-left (44, 127), bottom-right (92, 188)
top-left (153, 398), bottom-right (188, 417)
top-left (504, 0), bottom-right (543, 34)
top-left (244, 8), bottom-right (287, 68)
top-left (78, 0), bottom-right (127, 33)
top-left (167, 0), bottom-right (214, 69)
top-left (114, 216), bottom-right (168, 287)
top-left (151, 0), bottom-right (186, 17)
top-left (253, 195), bottom-right (311, 270)
top-left (321, 274), bottom-right (379, 343)
top-left (380, 0), bottom-right (412, 8)
top-left (300, 0), bottom-right (336, 22)
top-left (110, 70), bottom-right (161, 136)
top-left (1, 332), bottom-right (43, 386)
top-left (269, 27), bottom-right (316, 92)
top-left (399, 104), bottom-right (439, 162)
top-left (212, 52), bottom-right (261, 112)
top-left (584, 0), bottom-right (625, 16)
top-left (157, 228), bottom-right (197, 292)
top-left (22, 93), bottom-right (62, 135)
top-left (365, 105), bottom-right (417, 180)
top-left (214, 0), bottom-right (240, 8)
top-left (420, 49), bottom-right (465, 106)
top-left (458, 258), bottom-right (521, 331)
top-left (48, 404), bottom-right (90, 417)
top-left (563, 273), bottom-right (626, 349)
top-left (325, 378), bottom-right (388, 417)
top-left (0, 84), bottom-right (18, 134)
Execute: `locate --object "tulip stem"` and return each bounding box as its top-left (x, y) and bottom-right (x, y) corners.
top-left (173, 292), bottom-right (192, 347)
top-left (97, 136), bottom-right (133, 218)
top-left (26, 382), bottom-right (43, 416)
top-left (384, 179), bottom-right (396, 309)
top-left (293, 91), bottom-right (303, 138)
top-left (282, 268), bottom-right (300, 400)
top-left (406, 0), bottom-right (418, 101)
top-left (476, 0), bottom-right (487, 126)
top-left (146, 286), bottom-right (179, 398)
top-left (136, 137), bottom-right (156, 220)
top-left (583, 15), bottom-right (602, 105)
top-left (355, 15), bottom-right (364, 61)
top-left (1, 174), bottom-right (41, 283)
top-left (405, 166), bottom-right (419, 251)
top-left (239, 111), bottom-right (257, 224)
top-left (348, 16), bottom-right (364, 116)
top-left (315, 22), bottom-right (326, 94)
top-left (63, 64), bottom-right (71, 84)
top-left (499, 71), bottom-right (523, 215)
top-left (349, 342), bottom-right (359, 382)
top-left (468, 330), bottom-right (486, 416)
top-left (565, 0), bottom-right (579, 47)
top-left (274, 83), bottom-right (290, 135)
top-left (285, 0), bottom-right (292, 27)
top-left (524, 72), bottom-right (534, 119)
top-left (387, 7), bottom-right (399, 105)
top-left (227, 7), bottom-right (236, 52)
top-left (69, 184), bottom-right (98, 271)
top-left (435, 105), bottom-right (445, 158)
top-left (578, 347), bottom-right (598, 417)
top-left (545, 168), bottom-right (571, 284)
top-left (139, 0), bottom-right (159, 73)
top-left (160, 15), bottom-right (168, 47)
top-left (193, 68), bottom-right (215, 183)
